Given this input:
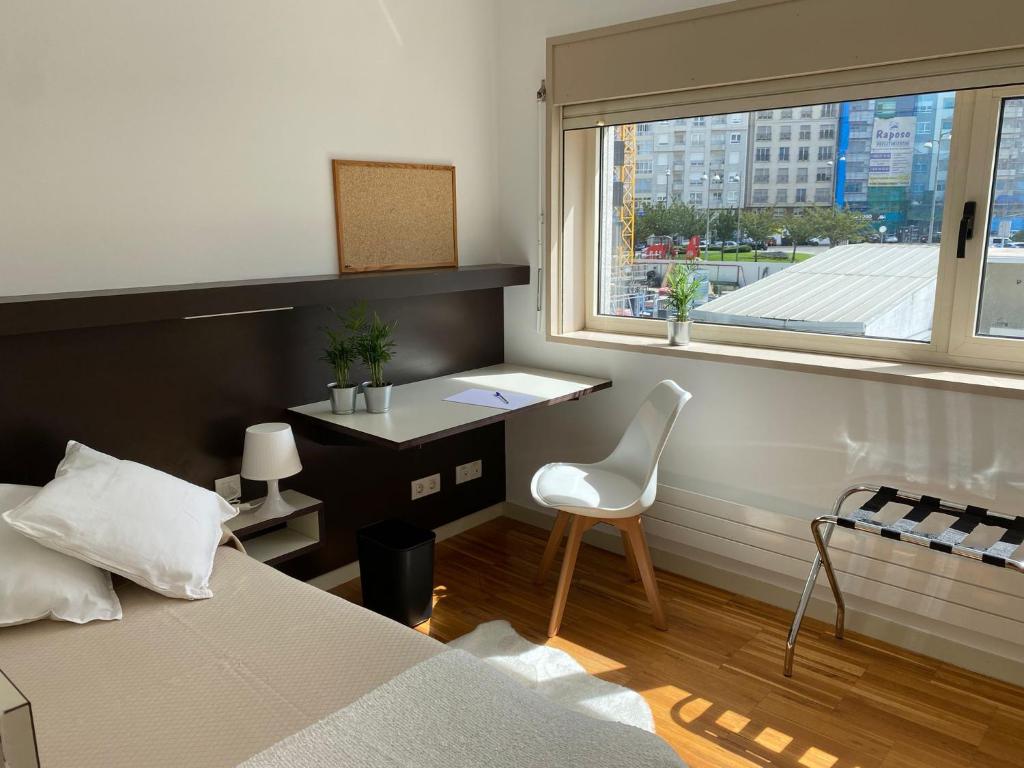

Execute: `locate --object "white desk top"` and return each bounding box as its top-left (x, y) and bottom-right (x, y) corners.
top-left (288, 364), bottom-right (611, 449)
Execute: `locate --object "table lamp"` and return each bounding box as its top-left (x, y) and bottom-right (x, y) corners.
top-left (241, 423), bottom-right (302, 521)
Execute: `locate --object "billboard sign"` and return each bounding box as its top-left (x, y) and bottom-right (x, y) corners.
top-left (869, 117), bottom-right (916, 188)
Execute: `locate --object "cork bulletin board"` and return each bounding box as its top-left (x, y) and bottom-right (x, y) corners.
top-left (332, 160), bottom-right (458, 273)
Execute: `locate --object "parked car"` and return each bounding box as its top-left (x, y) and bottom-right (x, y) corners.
top-left (867, 233), bottom-right (881, 243)
top-left (807, 236), bottom-right (831, 246)
top-left (884, 235), bottom-right (899, 243)
top-left (990, 236), bottom-right (1012, 248)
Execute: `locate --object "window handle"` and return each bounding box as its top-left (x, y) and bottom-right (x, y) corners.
top-left (957, 201), bottom-right (976, 259)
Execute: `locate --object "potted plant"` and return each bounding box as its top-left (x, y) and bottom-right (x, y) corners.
top-left (356, 311), bottom-right (398, 413)
top-left (664, 263), bottom-right (701, 346)
top-left (321, 305), bottom-right (365, 414)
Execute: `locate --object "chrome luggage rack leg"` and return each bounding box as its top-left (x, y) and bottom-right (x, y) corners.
top-left (784, 485), bottom-right (872, 677)
top-left (784, 482), bottom-right (1024, 676)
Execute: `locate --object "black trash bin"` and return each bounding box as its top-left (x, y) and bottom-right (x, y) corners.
top-left (357, 518), bottom-right (436, 627)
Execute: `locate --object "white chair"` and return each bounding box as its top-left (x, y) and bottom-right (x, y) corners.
top-left (531, 380), bottom-right (691, 637)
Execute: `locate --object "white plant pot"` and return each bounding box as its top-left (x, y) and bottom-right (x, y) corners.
top-left (328, 383), bottom-right (358, 415)
top-left (362, 382), bottom-right (393, 413)
top-left (667, 319), bottom-right (692, 346)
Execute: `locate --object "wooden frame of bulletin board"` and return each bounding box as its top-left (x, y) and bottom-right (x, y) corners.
top-left (332, 160), bottom-right (458, 273)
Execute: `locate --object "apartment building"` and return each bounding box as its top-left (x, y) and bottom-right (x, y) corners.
top-left (634, 115), bottom-right (749, 211)
top-left (744, 104), bottom-right (840, 210)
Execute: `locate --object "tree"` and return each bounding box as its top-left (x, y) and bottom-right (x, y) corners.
top-left (740, 207), bottom-right (779, 260)
top-left (635, 201), bottom-right (704, 244)
top-left (711, 209), bottom-right (738, 242)
top-left (780, 209), bottom-right (820, 262)
top-left (814, 207), bottom-right (872, 247)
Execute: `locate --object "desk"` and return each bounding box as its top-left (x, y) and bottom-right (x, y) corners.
top-left (289, 364), bottom-right (611, 450)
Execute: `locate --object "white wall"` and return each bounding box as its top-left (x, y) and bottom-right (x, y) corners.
top-left (0, 0), bottom-right (498, 295)
top-left (497, 0), bottom-right (1024, 682)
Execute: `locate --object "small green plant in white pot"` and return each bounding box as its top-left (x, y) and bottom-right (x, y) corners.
top-left (321, 305), bottom-right (365, 414)
top-left (664, 263), bottom-right (701, 346)
top-left (356, 311), bottom-right (398, 413)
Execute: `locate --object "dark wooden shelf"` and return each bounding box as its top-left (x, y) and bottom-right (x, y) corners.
top-left (0, 263), bottom-right (530, 336)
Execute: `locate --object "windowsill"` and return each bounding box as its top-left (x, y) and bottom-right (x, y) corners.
top-left (551, 329), bottom-right (1024, 399)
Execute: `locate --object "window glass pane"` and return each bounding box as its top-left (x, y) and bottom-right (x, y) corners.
top-left (596, 91), bottom-right (956, 342)
top-left (976, 97), bottom-right (1024, 339)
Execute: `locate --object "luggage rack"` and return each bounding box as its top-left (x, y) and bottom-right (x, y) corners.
top-left (784, 484), bottom-right (1024, 677)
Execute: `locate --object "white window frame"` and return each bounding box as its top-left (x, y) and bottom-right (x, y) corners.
top-left (550, 54), bottom-right (1024, 376)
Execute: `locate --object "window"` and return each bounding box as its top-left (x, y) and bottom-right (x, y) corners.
top-left (780, 108), bottom-right (793, 119)
top-left (690, 133), bottom-right (705, 145)
top-left (567, 80), bottom-right (1024, 373)
top-left (780, 126), bottom-right (792, 141)
top-left (963, 94), bottom-right (1024, 345)
top-left (657, 132), bottom-right (670, 145)
top-left (675, 131), bottom-right (687, 143)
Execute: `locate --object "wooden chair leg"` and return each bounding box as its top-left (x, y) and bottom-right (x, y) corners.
top-left (620, 516), bottom-right (667, 631)
top-left (535, 510), bottom-right (570, 585)
top-left (621, 528), bottom-right (642, 582)
top-left (548, 515), bottom-right (597, 637)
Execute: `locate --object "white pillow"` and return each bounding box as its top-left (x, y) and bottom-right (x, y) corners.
top-left (1, 483), bottom-right (122, 627)
top-left (3, 442), bottom-right (237, 600)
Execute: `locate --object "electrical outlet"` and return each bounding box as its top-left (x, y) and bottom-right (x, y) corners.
top-left (455, 460), bottom-right (482, 485)
top-left (215, 474), bottom-right (241, 502)
top-left (411, 473), bottom-right (441, 500)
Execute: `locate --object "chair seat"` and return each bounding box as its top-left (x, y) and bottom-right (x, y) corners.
top-left (531, 462), bottom-right (645, 518)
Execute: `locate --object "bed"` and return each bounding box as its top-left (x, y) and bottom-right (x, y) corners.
top-left (1, 539), bottom-right (682, 767)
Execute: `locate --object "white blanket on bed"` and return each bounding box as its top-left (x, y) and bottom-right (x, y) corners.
top-left (238, 649), bottom-right (684, 768)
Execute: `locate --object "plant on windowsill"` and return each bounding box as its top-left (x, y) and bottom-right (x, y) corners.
top-left (321, 304), bottom-right (365, 414)
top-left (664, 263), bottom-right (701, 346)
top-left (356, 311), bottom-right (398, 413)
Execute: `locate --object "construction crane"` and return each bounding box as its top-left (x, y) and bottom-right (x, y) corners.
top-left (614, 124), bottom-right (637, 264)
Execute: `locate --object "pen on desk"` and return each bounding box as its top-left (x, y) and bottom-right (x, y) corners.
top-left (494, 391), bottom-right (510, 404)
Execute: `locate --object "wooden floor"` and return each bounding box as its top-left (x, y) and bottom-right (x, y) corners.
top-left (334, 517), bottom-right (1024, 768)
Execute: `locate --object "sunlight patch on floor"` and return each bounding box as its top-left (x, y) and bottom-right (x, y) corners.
top-left (754, 726), bottom-right (794, 752)
top-left (677, 696), bottom-right (714, 723)
top-left (798, 746), bottom-right (840, 768)
top-left (715, 709), bottom-right (752, 733)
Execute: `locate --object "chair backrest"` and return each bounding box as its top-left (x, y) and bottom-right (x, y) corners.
top-left (603, 380), bottom-right (691, 491)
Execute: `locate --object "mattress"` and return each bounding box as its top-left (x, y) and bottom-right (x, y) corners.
top-left (0, 545), bottom-right (442, 768)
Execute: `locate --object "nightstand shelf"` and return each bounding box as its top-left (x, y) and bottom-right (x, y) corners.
top-left (227, 489), bottom-right (324, 567)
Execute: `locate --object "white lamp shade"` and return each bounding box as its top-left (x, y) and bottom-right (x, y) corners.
top-left (241, 423), bottom-right (302, 481)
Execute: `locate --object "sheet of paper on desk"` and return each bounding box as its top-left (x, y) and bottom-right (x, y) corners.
top-left (444, 388), bottom-right (542, 411)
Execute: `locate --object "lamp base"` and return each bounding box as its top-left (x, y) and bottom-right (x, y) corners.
top-left (251, 479), bottom-right (298, 522)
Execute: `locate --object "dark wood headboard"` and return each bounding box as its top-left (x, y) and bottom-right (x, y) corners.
top-left (0, 266), bottom-right (527, 578)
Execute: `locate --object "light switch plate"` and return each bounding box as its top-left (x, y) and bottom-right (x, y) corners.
top-left (411, 473), bottom-right (441, 500)
top-left (215, 474), bottom-right (242, 502)
top-left (455, 460), bottom-right (482, 485)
